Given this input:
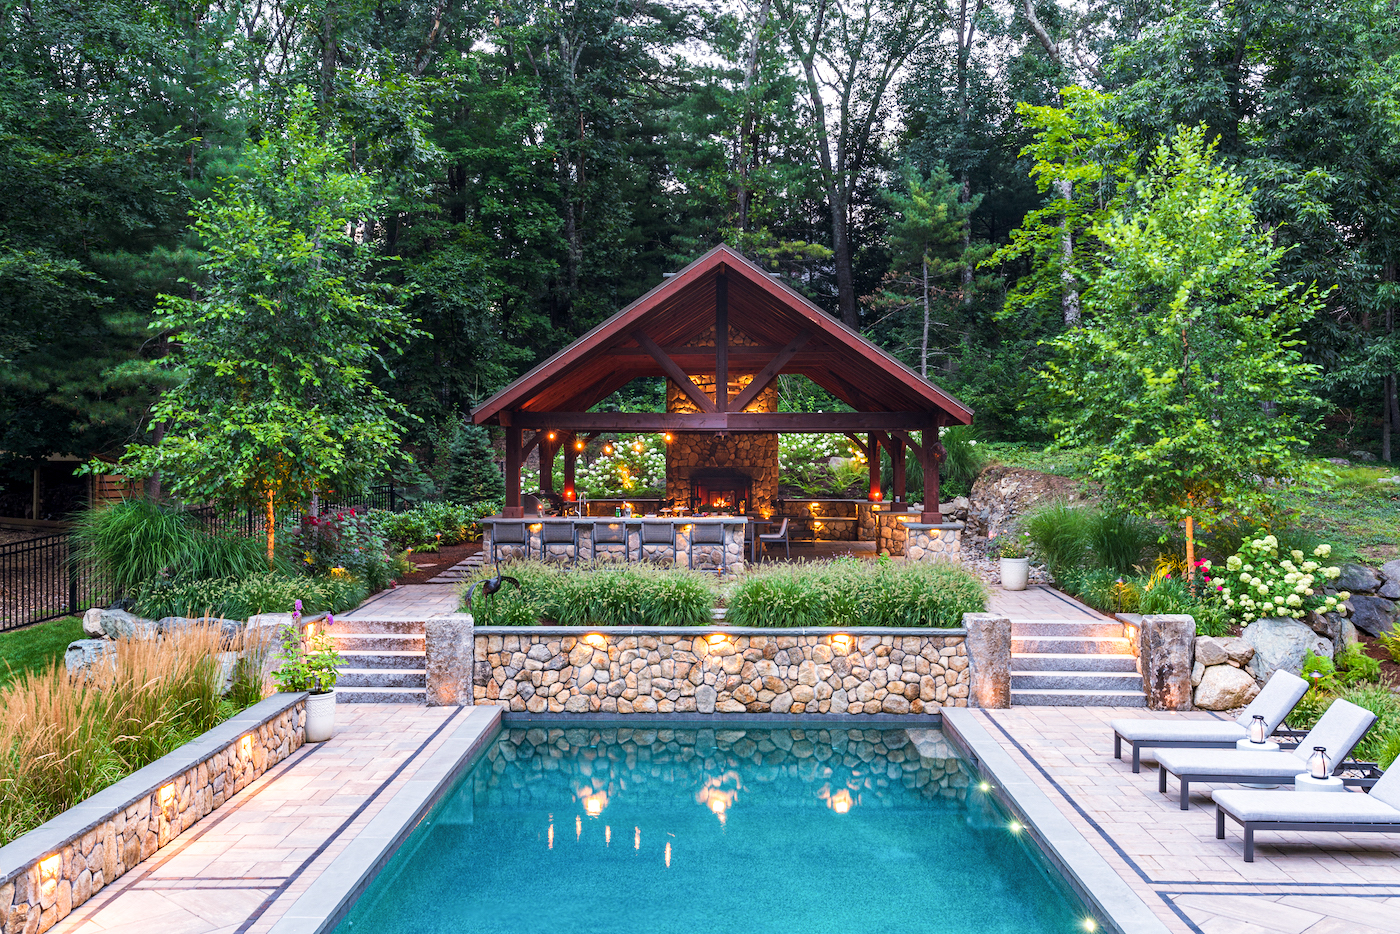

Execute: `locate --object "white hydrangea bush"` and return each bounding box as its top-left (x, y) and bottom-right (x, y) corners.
top-left (1203, 535), bottom-right (1349, 625)
top-left (521, 434), bottom-right (667, 496)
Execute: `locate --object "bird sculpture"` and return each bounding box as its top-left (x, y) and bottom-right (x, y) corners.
top-left (463, 561), bottom-right (520, 613)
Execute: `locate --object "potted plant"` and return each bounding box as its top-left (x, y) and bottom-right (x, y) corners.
top-left (991, 532), bottom-right (1032, 591)
top-left (273, 605), bottom-right (343, 742)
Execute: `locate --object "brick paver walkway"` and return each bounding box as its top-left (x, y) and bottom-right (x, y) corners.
top-left (987, 583), bottom-right (1108, 620)
top-left (341, 583), bottom-right (461, 619)
top-left (52, 705), bottom-right (468, 934)
top-left (971, 706), bottom-right (1400, 934)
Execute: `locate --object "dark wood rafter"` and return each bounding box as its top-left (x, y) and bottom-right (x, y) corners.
top-left (522, 431), bottom-right (541, 460)
top-left (843, 433), bottom-right (869, 457)
top-left (730, 329), bottom-right (811, 412)
top-left (512, 412), bottom-right (936, 431)
top-left (715, 271), bottom-right (728, 412)
top-left (893, 429), bottom-right (924, 462)
top-left (632, 330), bottom-right (717, 413)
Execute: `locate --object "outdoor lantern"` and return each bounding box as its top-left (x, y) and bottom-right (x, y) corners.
top-left (1249, 715), bottom-right (1267, 745)
top-left (1308, 746), bottom-right (1331, 780)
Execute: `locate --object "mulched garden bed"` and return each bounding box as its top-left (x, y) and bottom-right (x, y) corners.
top-left (392, 542), bottom-right (481, 585)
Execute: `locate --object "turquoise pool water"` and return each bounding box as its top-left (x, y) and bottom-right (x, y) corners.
top-left (336, 725), bottom-right (1089, 934)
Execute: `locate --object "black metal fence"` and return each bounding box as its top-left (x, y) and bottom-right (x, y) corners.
top-left (0, 533), bottom-right (113, 633)
top-left (0, 485), bottom-right (414, 632)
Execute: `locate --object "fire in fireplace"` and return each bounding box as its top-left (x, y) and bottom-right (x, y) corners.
top-left (690, 471), bottom-right (753, 513)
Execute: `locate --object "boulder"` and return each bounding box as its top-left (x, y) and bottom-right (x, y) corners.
top-left (1325, 458), bottom-right (1350, 466)
top-left (1340, 619), bottom-right (1361, 650)
top-left (1380, 579), bottom-right (1400, 600)
top-left (1140, 615), bottom-right (1196, 710)
top-left (1194, 636), bottom-right (1228, 667)
top-left (82, 607), bottom-right (106, 639)
top-left (1381, 559), bottom-right (1400, 584)
top-left (158, 616), bottom-right (243, 639)
top-left (1350, 450), bottom-right (1377, 462)
top-left (1378, 475), bottom-right (1400, 485)
top-left (963, 613), bottom-right (1011, 709)
top-left (1194, 665), bottom-right (1261, 711)
top-left (99, 608), bottom-right (159, 640)
top-left (1191, 661), bottom-right (1205, 687)
top-left (424, 614), bottom-right (474, 706)
top-left (1345, 595), bottom-right (1398, 637)
top-left (1335, 563), bottom-right (1382, 594)
top-left (64, 639), bottom-right (117, 675)
top-left (1221, 638), bottom-right (1255, 667)
top-left (1242, 618), bottom-right (1333, 682)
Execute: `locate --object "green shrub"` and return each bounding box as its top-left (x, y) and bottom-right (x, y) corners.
top-left (376, 501), bottom-right (498, 550)
top-left (939, 426), bottom-right (987, 498)
top-left (465, 562), bottom-right (716, 627)
top-left (284, 508), bottom-right (392, 591)
top-left (73, 497), bottom-right (269, 594)
top-left (1023, 502), bottom-right (1094, 581)
top-left (727, 559), bottom-right (986, 629)
top-left (1335, 641), bottom-right (1381, 684)
top-left (444, 423), bottom-right (505, 504)
top-left (133, 572), bottom-right (366, 620)
top-left (1088, 512), bottom-right (1157, 575)
top-left (1074, 569), bottom-right (1141, 615)
top-left (1284, 683), bottom-right (1400, 766)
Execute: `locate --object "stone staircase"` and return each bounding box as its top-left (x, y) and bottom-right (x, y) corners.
top-left (428, 552), bottom-right (484, 583)
top-left (330, 617), bottom-right (427, 703)
top-left (1010, 618), bottom-right (1146, 707)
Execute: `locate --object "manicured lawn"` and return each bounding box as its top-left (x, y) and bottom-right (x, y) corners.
top-left (0, 616), bottom-right (83, 686)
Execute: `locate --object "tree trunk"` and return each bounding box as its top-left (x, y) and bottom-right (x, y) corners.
top-left (830, 189), bottom-right (857, 328)
top-left (266, 489), bottom-right (276, 570)
top-left (320, 2), bottom-right (337, 109)
top-left (961, 175), bottom-right (973, 305)
top-left (1057, 177), bottom-right (1079, 326)
top-left (921, 256), bottom-right (930, 378)
top-left (736, 0), bottom-right (773, 232)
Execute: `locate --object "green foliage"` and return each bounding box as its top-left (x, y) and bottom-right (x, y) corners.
top-left (938, 426), bottom-right (987, 498)
top-left (375, 502), bottom-right (498, 550)
top-left (284, 509), bottom-right (392, 592)
top-left (271, 626), bottom-right (342, 693)
top-left (1041, 127), bottom-right (1326, 526)
top-left (1335, 641), bottom-right (1381, 685)
top-left (1301, 649), bottom-right (1341, 695)
top-left (1088, 512), bottom-right (1158, 576)
top-left (132, 572), bottom-right (366, 621)
top-left (1376, 630), bottom-right (1400, 664)
top-left (72, 498), bottom-right (269, 595)
top-left (989, 531), bottom-right (1032, 560)
top-left (727, 560), bottom-right (987, 629)
top-left (1285, 685), bottom-right (1400, 768)
top-left (444, 424), bottom-right (504, 505)
top-left (465, 563), bottom-right (715, 628)
top-left (1022, 503), bottom-right (1095, 581)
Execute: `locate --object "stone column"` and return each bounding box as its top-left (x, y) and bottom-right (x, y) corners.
top-left (963, 613), bottom-right (1011, 709)
top-left (1140, 614), bottom-right (1195, 710)
top-left (425, 613), bottom-right (475, 706)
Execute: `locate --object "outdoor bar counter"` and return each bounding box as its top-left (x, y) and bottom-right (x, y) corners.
top-left (481, 515), bottom-right (747, 571)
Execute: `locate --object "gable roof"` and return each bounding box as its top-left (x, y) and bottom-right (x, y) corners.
top-left (471, 245), bottom-right (972, 426)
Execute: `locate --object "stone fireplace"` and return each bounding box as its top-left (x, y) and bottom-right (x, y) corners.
top-left (665, 361), bottom-right (780, 513)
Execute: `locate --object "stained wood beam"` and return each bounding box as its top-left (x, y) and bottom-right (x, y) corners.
top-left (843, 433), bottom-right (869, 457)
top-left (522, 431), bottom-right (541, 460)
top-left (716, 273), bottom-right (728, 412)
top-left (893, 429), bottom-right (924, 462)
top-left (729, 330), bottom-right (811, 412)
top-left (511, 411), bottom-right (936, 431)
top-left (632, 330), bottom-right (716, 413)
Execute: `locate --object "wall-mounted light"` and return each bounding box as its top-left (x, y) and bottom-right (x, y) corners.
top-left (829, 633), bottom-right (852, 652)
top-left (707, 632), bottom-right (728, 646)
top-left (39, 853), bottom-right (61, 894)
top-left (159, 782), bottom-right (175, 809)
top-left (664, 433), bottom-right (673, 443)
top-left (240, 734), bottom-right (253, 759)
top-left (603, 443), bottom-right (614, 456)
top-left (575, 439), bottom-right (585, 451)
top-left (583, 633), bottom-right (608, 650)
top-left (547, 431), bottom-right (556, 441)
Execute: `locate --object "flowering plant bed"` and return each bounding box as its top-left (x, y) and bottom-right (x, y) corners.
top-left (1204, 535), bottom-right (1346, 625)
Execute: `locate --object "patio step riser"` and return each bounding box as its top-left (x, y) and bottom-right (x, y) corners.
top-left (327, 618), bottom-right (427, 635)
top-left (1011, 689), bottom-right (1147, 707)
top-left (1011, 654), bottom-right (1139, 673)
top-left (337, 651), bottom-right (427, 670)
top-left (1010, 620), bottom-right (1124, 638)
top-left (337, 669), bottom-right (426, 688)
top-left (1011, 636), bottom-right (1132, 655)
top-left (339, 687), bottom-right (427, 703)
top-left (330, 634), bottom-right (426, 652)
top-left (1011, 672), bottom-right (1143, 692)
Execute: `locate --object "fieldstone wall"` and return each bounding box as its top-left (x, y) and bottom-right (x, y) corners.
top-left (666, 365), bottom-right (780, 513)
top-left (1, 696), bottom-right (304, 934)
top-left (905, 523), bottom-right (963, 563)
top-left (773, 500), bottom-right (859, 542)
top-left (472, 629), bottom-right (971, 715)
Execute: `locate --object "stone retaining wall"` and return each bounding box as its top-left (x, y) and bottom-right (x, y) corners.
top-left (905, 523), bottom-right (963, 562)
top-left (0, 694), bottom-right (305, 934)
top-left (472, 628), bottom-right (971, 715)
top-left (483, 520), bottom-right (746, 572)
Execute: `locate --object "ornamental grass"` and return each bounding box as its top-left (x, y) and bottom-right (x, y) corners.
top-left (0, 622), bottom-right (271, 846)
top-left (464, 562), bottom-right (716, 627)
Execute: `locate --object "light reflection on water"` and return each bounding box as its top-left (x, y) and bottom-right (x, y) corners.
top-left (337, 725), bottom-right (1084, 934)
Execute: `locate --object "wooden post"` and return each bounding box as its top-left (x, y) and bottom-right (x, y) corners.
top-left (715, 272), bottom-right (729, 411)
top-left (867, 432), bottom-right (882, 502)
top-left (921, 428), bottom-right (942, 523)
top-left (504, 426), bottom-right (523, 517)
top-left (563, 434), bottom-right (578, 501)
top-left (893, 436), bottom-right (906, 503)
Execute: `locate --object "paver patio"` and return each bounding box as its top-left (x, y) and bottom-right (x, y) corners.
top-left (971, 706), bottom-right (1400, 934)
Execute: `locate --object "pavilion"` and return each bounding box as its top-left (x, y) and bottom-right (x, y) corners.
top-left (471, 245), bottom-right (972, 527)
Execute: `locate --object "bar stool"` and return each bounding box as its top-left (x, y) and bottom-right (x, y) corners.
top-left (491, 522), bottom-right (529, 562)
top-left (689, 522), bottom-right (727, 574)
top-left (640, 521), bottom-right (678, 565)
top-left (591, 521), bottom-right (628, 563)
top-left (540, 521), bottom-right (580, 565)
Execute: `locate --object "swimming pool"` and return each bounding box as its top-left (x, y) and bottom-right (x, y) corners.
top-left (335, 724), bottom-right (1091, 934)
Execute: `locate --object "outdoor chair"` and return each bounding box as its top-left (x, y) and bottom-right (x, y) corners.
top-left (641, 521), bottom-right (678, 564)
top-left (1111, 671), bottom-right (1310, 773)
top-left (1214, 761), bottom-right (1400, 862)
top-left (756, 517), bottom-right (790, 561)
top-left (689, 522), bottom-right (727, 574)
top-left (491, 522), bottom-right (529, 562)
top-left (1154, 699), bottom-right (1377, 810)
top-left (540, 521), bottom-right (580, 565)
top-left (591, 521), bottom-right (629, 563)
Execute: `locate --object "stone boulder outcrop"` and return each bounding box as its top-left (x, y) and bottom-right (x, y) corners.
top-left (1194, 664), bottom-right (1260, 710)
top-left (1141, 615), bottom-right (1195, 710)
top-left (64, 639), bottom-right (117, 675)
top-left (1242, 617), bottom-right (1333, 682)
top-left (1345, 595), bottom-right (1397, 637)
top-left (98, 608), bottom-right (160, 640)
top-left (964, 465), bottom-right (1097, 542)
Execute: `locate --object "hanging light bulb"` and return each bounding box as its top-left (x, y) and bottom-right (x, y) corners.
top-left (1249, 714), bottom-right (1267, 745)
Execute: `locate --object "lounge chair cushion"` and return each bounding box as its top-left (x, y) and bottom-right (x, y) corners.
top-left (1110, 720), bottom-right (1246, 744)
top-left (1232, 670), bottom-right (1310, 731)
top-left (1214, 788), bottom-right (1400, 824)
top-left (1156, 748), bottom-right (1312, 779)
top-left (1368, 764), bottom-right (1400, 810)
top-left (1296, 699), bottom-right (1378, 773)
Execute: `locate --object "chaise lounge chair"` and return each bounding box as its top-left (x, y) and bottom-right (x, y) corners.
top-left (1214, 762), bottom-right (1400, 862)
top-left (1154, 699), bottom-right (1377, 810)
top-left (1110, 670), bottom-right (1310, 773)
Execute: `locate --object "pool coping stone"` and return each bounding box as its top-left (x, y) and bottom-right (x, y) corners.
top-left (265, 705), bottom-right (504, 934)
top-left (941, 708), bottom-right (1172, 934)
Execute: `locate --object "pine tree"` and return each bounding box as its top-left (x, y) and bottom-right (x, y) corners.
top-left (444, 424), bottom-right (504, 505)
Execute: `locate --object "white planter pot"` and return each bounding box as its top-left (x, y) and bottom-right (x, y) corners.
top-left (1000, 557), bottom-right (1030, 592)
top-left (305, 689), bottom-right (336, 742)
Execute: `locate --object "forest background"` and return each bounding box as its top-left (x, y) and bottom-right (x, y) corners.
top-left (3, 0), bottom-right (1399, 498)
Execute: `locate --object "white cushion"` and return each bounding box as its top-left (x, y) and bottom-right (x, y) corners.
top-left (1156, 748), bottom-right (1311, 779)
top-left (1215, 788), bottom-right (1400, 824)
top-left (1111, 720), bottom-right (1246, 744)
top-left (1233, 670), bottom-right (1310, 731)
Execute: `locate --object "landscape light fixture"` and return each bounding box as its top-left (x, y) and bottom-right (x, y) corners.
top-left (1309, 746), bottom-right (1330, 781)
top-left (1249, 715), bottom-right (1268, 745)
top-left (240, 734), bottom-right (253, 759)
top-left (159, 782), bottom-right (175, 809)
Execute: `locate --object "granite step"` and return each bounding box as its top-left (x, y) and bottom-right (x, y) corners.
top-left (1010, 688), bottom-right (1147, 708)
top-left (1010, 635), bottom-right (1132, 655)
top-left (337, 668), bottom-right (426, 688)
top-left (1010, 671), bottom-right (1144, 692)
top-left (336, 650), bottom-right (428, 670)
top-left (1011, 653), bottom-right (1139, 673)
top-left (338, 686), bottom-right (427, 704)
top-left (1010, 619), bottom-right (1124, 638)
top-left (328, 632), bottom-right (425, 652)
top-left (327, 617), bottom-right (426, 635)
